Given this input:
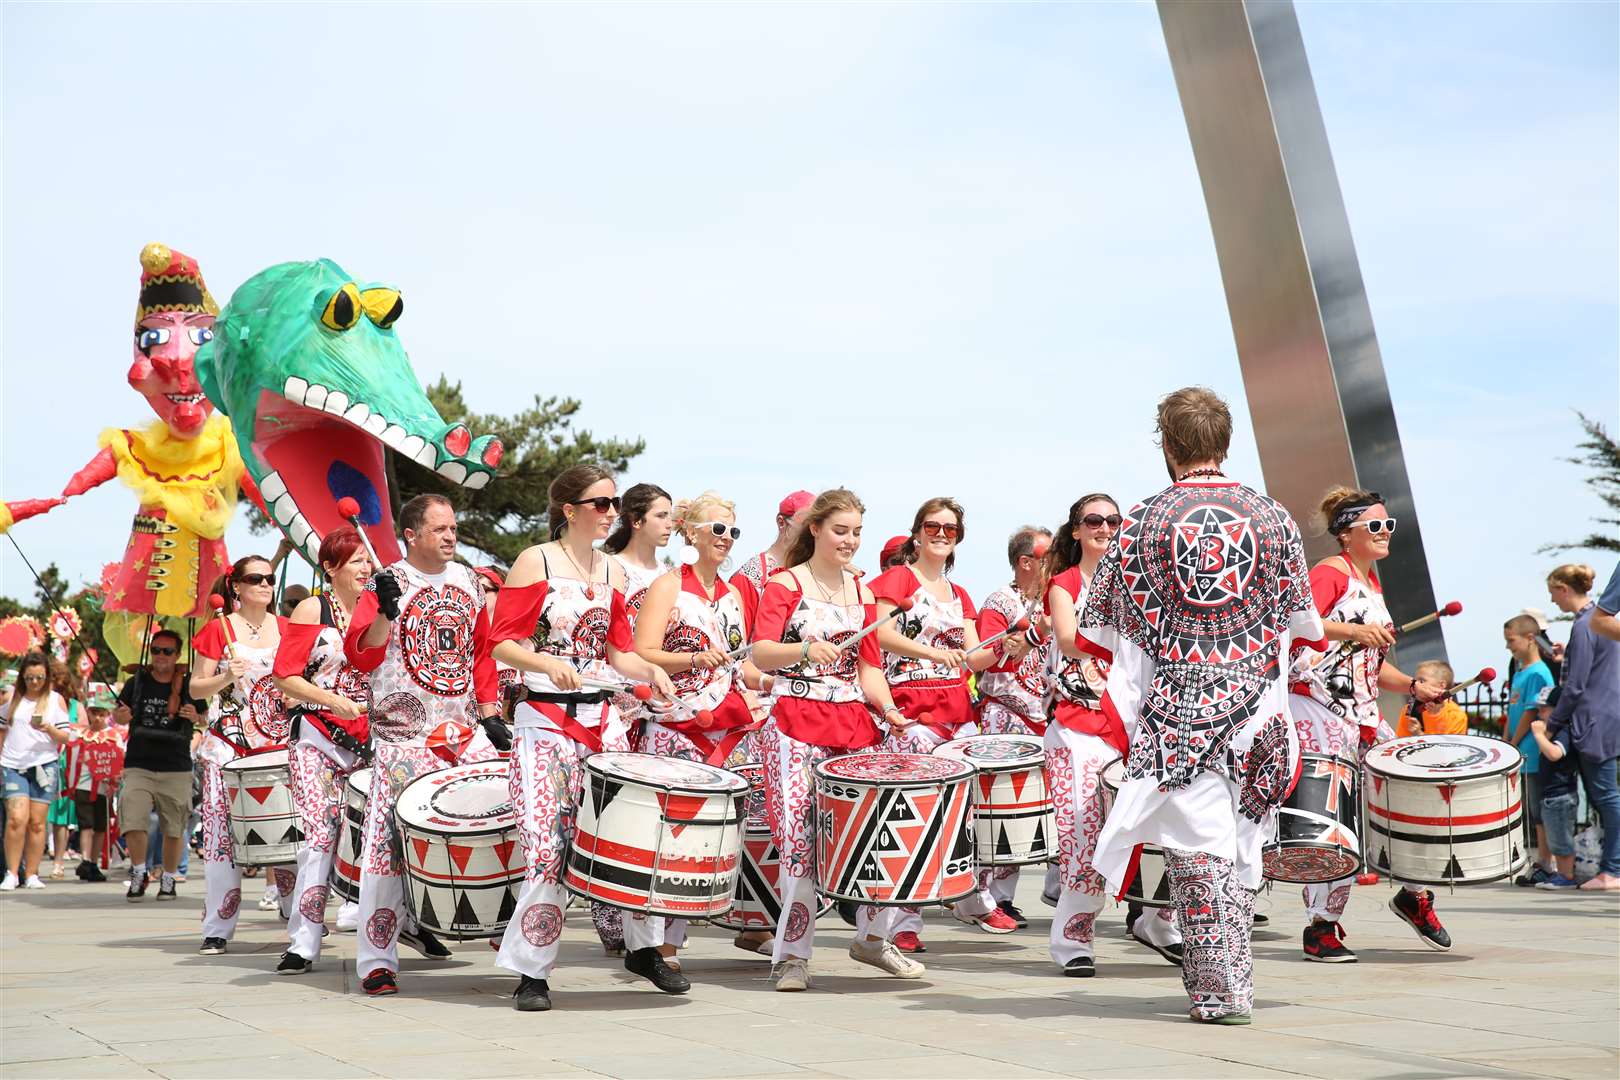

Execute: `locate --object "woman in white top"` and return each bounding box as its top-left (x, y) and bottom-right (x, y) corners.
top-left (0, 651), bottom-right (75, 890)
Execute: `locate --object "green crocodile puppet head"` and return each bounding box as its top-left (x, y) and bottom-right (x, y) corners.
top-left (195, 259), bottom-right (501, 567)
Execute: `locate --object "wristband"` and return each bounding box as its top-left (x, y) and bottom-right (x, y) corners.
top-left (800, 641), bottom-right (811, 664)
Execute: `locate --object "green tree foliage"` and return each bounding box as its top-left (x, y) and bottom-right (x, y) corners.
top-left (0, 562), bottom-right (118, 685)
top-left (1544, 412), bottom-right (1620, 555)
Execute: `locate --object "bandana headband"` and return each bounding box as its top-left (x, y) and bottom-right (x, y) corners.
top-left (1329, 494), bottom-right (1383, 535)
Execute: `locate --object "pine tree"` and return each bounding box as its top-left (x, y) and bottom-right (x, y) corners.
top-left (1544, 412), bottom-right (1620, 554)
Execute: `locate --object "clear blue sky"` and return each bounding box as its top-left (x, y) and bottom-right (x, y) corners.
top-left (3, 3), bottom-right (1616, 676)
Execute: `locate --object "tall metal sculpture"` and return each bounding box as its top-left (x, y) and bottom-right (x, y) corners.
top-left (1159, 0), bottom-right (1447, 665)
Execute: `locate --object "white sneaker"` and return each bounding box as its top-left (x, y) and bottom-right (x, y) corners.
top-left (849, 937), bottom-right (925, 979)
top-left (23, 876), bottom-right (46, 890)
top-left (335, 901), bottom-right (359, 932)
top-left (773, 957), bottom-right (811, 992)
top-left (258, 892), bottom-right (279, 911)
top-left (0, 873), bottom-right (18, 892)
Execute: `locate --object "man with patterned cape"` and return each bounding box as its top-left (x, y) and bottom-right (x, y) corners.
top-left (1079, 388), bottom-right (1324, 1025)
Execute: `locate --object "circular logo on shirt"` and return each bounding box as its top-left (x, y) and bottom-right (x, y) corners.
top-left (521, 903), bottom-right (563, 947)
top-left (399, 584), bottom-right (477, 697)
top-left (666, 623), bottom-right (715, 695)
top-left (372, 693), bottom-right (428, 743)
top-left (570, 607), bottom-right (610, 663)
top-left (1170, 503), bottom-right (1258, 607)
top-left (248, 675), bottom-right (289, 743)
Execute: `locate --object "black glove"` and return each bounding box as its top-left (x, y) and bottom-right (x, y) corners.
top-left (479, 715), bottom-right (512, 753)
top-left (374, 570), bottom-right (403, 621)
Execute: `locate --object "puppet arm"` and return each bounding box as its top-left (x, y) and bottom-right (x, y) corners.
top-left (0, 447), bottom-right (119, 533)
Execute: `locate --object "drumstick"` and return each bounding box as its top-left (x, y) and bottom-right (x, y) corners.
top-left (207, 594), bottom-right (238, 661)
top-left (579, 678), bottom-right (655, 702)
top-left (966, 617), bottom-right (1031, 658)
top-left (839, 596), bottom-right (915, 653)
top-left (336, 497), bottom-right (385, 570)
top-left (1400, 601), bottom-right (1462, 635)
top-left (1444, 667), bottom-right (1496, 695)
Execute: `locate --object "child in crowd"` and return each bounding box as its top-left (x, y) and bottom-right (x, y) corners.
top-left (1394, 661), bottom-right (1467, 738)
top-left (1529, 687), bottom-right (1581, 890)
top-left (1504, 615), bottom-right (1556, 883)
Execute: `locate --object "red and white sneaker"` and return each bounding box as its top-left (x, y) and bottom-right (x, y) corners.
top-left (892, 931), bottom-right (926, 953)
top-left (951, 906), bottom-right (1018, 935)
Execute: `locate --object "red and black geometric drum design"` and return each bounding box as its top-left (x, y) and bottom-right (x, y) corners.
top-left (329, 767), bottom-right (371, 903)
top-left (395, 759), bottom-right (527, 939)
top-left (812, 752), bottom-right (977, 906)
top-left (933, 734), bottom-right (1053, 866)
top-left (1364, 734), bottom-right (1526, 886)
top-left (709, 824), bottom-right (834, 931)
top-left (221, 748), bottom-right (303, 866)
top-left (566, 752), bottom-right (748, 918)
top-left (1263, 752), bottom-right (1362, 883)
top-left (1100, 758), bottom-right (1171, 907)
top-left (399, 584), bottom-right (478, 698)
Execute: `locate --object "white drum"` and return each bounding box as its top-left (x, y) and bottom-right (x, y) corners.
top-left (711, 763), bottom-right (830, 931)
top-left (567, 752), bottom-right (748, 918)
top-left (1364, 734), bottom-right (1527, 886)
top-left (1100, 758), bottom-right (1171, 907)
top-left (222, 749), bottom-right (301, 866)
top-left (330, 768), bottom-right (370, 904)
top-left (934, 733), bottom-right (1053, 866)
top-left (395, 759), bottom-right (527, 939)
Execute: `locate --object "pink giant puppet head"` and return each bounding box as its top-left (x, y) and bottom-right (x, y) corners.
top-left (129, 243), bottom-right (219, 439)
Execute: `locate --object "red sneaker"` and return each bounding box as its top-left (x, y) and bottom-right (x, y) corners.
top-left (1355, 871), bottom-right (1380, 886)
top-left (892, 931), bottom-right (926, 953)
top-left (362, 968), bottom-right (398, 996)
top-left (975, 907), bottom-right (1020, 934)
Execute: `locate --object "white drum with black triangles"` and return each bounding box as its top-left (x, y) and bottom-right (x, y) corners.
top-left (1100, 758), bottom-right (1171, 907)
top-left (1364, 734), bottom-right (1526, 886)
top-left (933, 734), bottom-right (1053, 866)
top-left (330, 768), bottom-right (370, 904)
top-left (567, 753), bottom-right (748, 918)
top-left (395, 759), bottom-right (527, 939)
top-left (222, 749), bottom-right (302, 866)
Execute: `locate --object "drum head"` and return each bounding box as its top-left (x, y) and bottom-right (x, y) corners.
top-left (1366, 735), bottom-right (1523, 781)
top-left (588, 752), bottom-right (748, 794)
top-left (814, 752), bottom-right (972, 785)
top-left (348, 768), bottom-right (372, 798)
top-left (396, 761), bottom-right (515, 832)
top-left (223, 748), bottom-right (290, 773)
top-left (934, 734), bottom-right (1043, 769)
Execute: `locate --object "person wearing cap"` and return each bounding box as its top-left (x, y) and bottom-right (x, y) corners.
top-left (729, 490), bottom-right (814, 631)
top-left (1528, 687), bottom-right (1583, 889)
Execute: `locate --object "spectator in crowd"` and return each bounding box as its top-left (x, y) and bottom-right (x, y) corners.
top-left (278, 584), bottom-right (310, 620)
top-left (1394, 661), bottom-right (1468, 738)
top-left (1593, 562), bottom-right (1620, 643)
top-left (112, 628), bottom-right (207, 901)
top-left (65, 685), bottom-right (121, 882)
top-left (0, 651), bottom-right (76, 890)
top-left (44, 658), bottom-right (85, 879)
top-left (1529, 687), bottom-right (1582, 890)
top-left (1546, 564), bottom-right (1620, 891)
top-left (1504, 614), bottom-right (1557, 884)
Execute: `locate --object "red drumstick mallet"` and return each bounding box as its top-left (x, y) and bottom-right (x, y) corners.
top-left (968, 616), bottom-right (1032, 657)
top-left (839, 596), bottom-right (915, 653)
top-left (336, 497), bottom-right (385, 570)
top-left (694, 709), bottom-right (716, 730)
top-left (1445, 666), bottom-right (1496, 695)
top-left (1400, 600), bottom-right (1462, 635)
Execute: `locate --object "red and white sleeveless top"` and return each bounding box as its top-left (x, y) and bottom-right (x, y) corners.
top-left (1290, 558), bottom-right (1392, 731)
top-left (645, 565), bottom-right (748, 720)
top-left (344, 561), bottom-right (494, 746)
top-left (1047, 567), bottom-right (1107, 711)
top-left (975, 582), bottom-right (1048, 721)
top-left (194, 615), bottom-right (290, 764)
top-left (728, 550), bottom-right (780, 628)
top-left (272, 595), bottom-right (370, 757)
top-left (866, 565), bottom-right (975, 687)
top-left (614, 553), bottom-right (667, 719)
top-left (753, 572), bottom-right (882, 750)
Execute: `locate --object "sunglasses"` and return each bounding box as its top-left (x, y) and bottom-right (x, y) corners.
top-left (234, 573), bottom-right (275, 587)
top-left (1348, 517), bottom-right (1397, 535)
top-left (920, 521), bottom-right (960, 539)
top-left (1081, 514), bottom-right (1122, 529)
top-left (150, 646), bottom-right (178, 656)
top-left (570, 496), bottom-right (621, 514)
top-left (694, 521), bottom-right (742, 540)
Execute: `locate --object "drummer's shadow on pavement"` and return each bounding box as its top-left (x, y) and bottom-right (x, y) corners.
top-left (895, 989), bottom-right (1197, 1023)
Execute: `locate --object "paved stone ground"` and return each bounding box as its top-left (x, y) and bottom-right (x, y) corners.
top-left (2, 868), bottom-right (1616, 1079)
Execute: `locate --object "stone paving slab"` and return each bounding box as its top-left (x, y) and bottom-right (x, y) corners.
top-left (1, 867), bottom-right (1615, 1079)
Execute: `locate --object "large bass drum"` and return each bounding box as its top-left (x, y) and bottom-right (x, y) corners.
top-left (222, 749), bottom-right (301, 867)
top-left (395, 759), bottom-right (527, 939)
top-left (710, 763), bottom-right (831, 931)
top-left (1364, 734), bottom-right (1526, 885)
top-left (1264, 753), bottom-right (1362, 883)
top-left (933, 733), bottom-right (1053, 866)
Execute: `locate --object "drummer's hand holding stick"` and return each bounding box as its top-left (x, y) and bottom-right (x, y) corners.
top-left (965, 617), bottom-right (1032, 661)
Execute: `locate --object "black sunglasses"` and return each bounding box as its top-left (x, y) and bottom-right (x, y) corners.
top-left (1081, 514), bottom-right (1122, 529)
top-left (234, 573), bottom-right (275, 587)
top-left (570, 496), bottom-right (621, 513)
top-left (150, 646), bottom-right (179, 656)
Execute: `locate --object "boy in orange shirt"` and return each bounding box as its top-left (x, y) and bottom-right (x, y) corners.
top-left (1395, 661), bottom-right (1468, 738)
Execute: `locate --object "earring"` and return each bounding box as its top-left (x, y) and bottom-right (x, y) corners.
top-left (719, 556), bottom-right (733, 575)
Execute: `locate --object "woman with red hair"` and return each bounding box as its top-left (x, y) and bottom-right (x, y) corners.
top-left (271, 526), bottom-right (374, 975)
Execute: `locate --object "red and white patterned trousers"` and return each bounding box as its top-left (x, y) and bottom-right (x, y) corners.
top-left (285, 738), bottom-right (355, 962)
top-left (199, 760), bottom-right (291, 940)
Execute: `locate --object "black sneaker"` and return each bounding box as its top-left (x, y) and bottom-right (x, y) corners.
top-left (198, 937), bottom-right (227, 955)
top-left (1389, 889), bottom-right (1452, 952)
top-left (1515, 865), bottom-right (1552, 887)
top-left (1302, 920), bottom-right (1356, 963)
top-left (513, 974), bottom-right (551, 1012)
top-left (362, 968), bottom-right (397, 996)
top-left (624, 947), bottom-right (691, 994)
top-left (156, 874), bottom-right (177, 901)
top-left (1063, 956), bottom-right (1095, 978)
top-left (836, 899), bottom-right (859, 926)
top-left (399, 924), bottom-right (453, 959)
top-left (81, 861), bottom-right (107, 883)
top-left (126, 867), bottom-right (149, 902)
top-left (997, 900), bottom-right (1028, 929)
top-left (1251, 913), bottom-right (1269, 928)
top-left (277, 951), bottom-right (312, 976)
top-left (1124, 901), bottom-right (1142, 938)
top-left (1130, 925), bottom-right (1184, 967)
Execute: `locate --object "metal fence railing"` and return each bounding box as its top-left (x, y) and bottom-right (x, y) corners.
top-left (1455, 681), bottom-right (1511, 740)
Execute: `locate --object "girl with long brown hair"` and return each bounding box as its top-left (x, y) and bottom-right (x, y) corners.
top-left (0, 651), bottom-right (74, 890)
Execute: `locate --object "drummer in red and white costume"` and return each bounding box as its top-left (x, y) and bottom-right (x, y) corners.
top-left (634, 490), bottom-right (773, 960)
top-left (1289, 486), bottom-right (1449, 962)
top-left (605, 482), bottom-right (675, 738)
top-left (1045, 495), bottom-right (1185, 975)
top-left (271, 526), bottom-right (373, 976)
top-left (190, 554), bottom-right (293, 955)
top-left (869, 498), bottom-right (1012, 944)
top-left (730, 489), bottom-right (814, 631)
top-left (973, 525), bottom-right (1053, 923)
top-left (748, 488), bottom-right (926, 992)
top-left (344, 495), bottom-right (505, 997)
top-left (486, 464), bottom-right (681, 1013)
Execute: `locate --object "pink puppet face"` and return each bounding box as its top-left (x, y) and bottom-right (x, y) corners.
top-left (129, 311), bottom-right (215, 438)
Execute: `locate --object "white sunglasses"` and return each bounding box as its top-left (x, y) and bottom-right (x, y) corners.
top-left (694, 521), bottom-right (742, 540)
top-left (1347, 517), bottom-right (1397, 535)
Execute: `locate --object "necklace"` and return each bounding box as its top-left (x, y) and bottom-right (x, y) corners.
top-left (237, 611), bottom-right (266, 641)
top-left (559, 542), bottom-right (598, 600)
top-left (1178, 467), bottom-right (1225, 481)
top-left (808, 565), bottom-right (843, 604)
top-left (330, 592), bottom-right (355, 636)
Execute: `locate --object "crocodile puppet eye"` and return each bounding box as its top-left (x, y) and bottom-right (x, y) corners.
top-left (321, 283), bottom-right (363, 331)
top-left (360, 288), bottom-right (403, 330)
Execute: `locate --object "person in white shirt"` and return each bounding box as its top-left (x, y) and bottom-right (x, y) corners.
top-left (1, 652), bottom-right (75, 890)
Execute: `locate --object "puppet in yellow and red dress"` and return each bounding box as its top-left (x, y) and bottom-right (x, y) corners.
top-left (0, 244), bottom-right (254, 666)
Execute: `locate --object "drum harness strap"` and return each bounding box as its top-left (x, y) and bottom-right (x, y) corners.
top-left (980, 694), bottom-right (1048, 736)
top-left (510, 687), bottom-right (613, 754)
